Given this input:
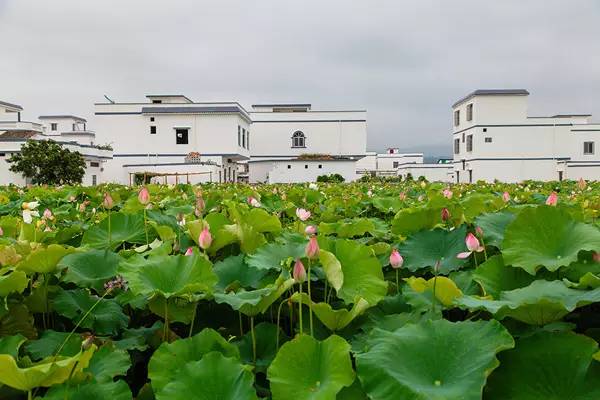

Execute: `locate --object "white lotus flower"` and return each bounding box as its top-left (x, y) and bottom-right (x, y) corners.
top-left (22, 209), bottom-right (40, 224)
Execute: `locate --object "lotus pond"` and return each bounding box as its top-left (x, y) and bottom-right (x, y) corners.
top-left (0, 180), bottom-right (599, 399)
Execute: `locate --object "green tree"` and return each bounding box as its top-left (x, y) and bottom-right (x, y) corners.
top-left (7, 140), bottom-right (86, 185)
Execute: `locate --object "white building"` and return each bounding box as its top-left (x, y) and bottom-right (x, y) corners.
top-left (356, 148), bottom-right (424, 177)
top-left (397, 158), bottom-right (454, 182)
top-left (452, 89), bottom-right (600, 183)
top-left (0, 101), bottom-right (111, 186)
top-left (247, 104), bottom-right (367, 183)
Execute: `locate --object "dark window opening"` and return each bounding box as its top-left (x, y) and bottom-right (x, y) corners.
top-left (238, 126), bottom-right (241, 146)
top-left (287, 165), bottom-right (291, 169)
top-left (466, 135), bottom-right (473, 152)
top-left (90, 161), bottom-right (100, 167)
top-left (393, 161), bottom-right (399, 168)
top-left (318, 164), bottom-right (322, 169)
top-left (466, 104), bottom-right (473, 121)
top-left (152, 100), bottom-right (162, 104)
top-left (150, 117), bottom-right (155, 122)
top-left (51, 123), bottom-right (57, 131)
top-left (462, 132), bottom-right (465, 143)
top-left (176, 128), bottom-right (189, 144)
top-left (92, 175), bottom-right (97, 186)
top-left (454, 110), bottom-right (460, 127)
top-left (558, 171), bottom-right (564, 181)
top-left (150, 126), bottom-right (157, 134)
top-left (468, 170), bottom-right (473, 183)
top-left (485, 137), bottom-right (492, 143)
top-left (584, 141), bottom-right (595, 155)
top-left (462, 160), bottom-right (466, 170)
top-left (454, 138), bottom-right (460, 154)
top-left (242, 128), bottom-right (246, 148)
top-left (292, 131), bottom-right (306, 148)
top-left (483, 128), bottom-right (487, 132)
top-left (305, 164), bottom-right (308, 169)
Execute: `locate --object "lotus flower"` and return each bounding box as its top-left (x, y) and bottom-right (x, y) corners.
top-left (247, 196), bottom-right (261, 208)
top-left (138, 187), bottom-right (150, 205)
top-left (475, 226), bottom-right (484, 237)
top-left (43, 209), bottom-right (53, 219)
top-left (0, 227), bottom-right (3, 236)
top-left (22, 201), bottom-right (40, 224)
top-left (457, 233), bottom-right (485, 259)
top-left (196, 196), bottom-right (205, 213)
top-left (578, 178), bottom-right (587, 190)
top-left (296, 208), bottom-right (311, 221)
top-left (308, 183), bottom-right (318, 190)
top-left (184, 247), bottom-right (194, 256)
top-left (103, 193), bottom-right (114, 209)
top-left (546, 192), bottom-right (558, 206)
top-left (399, 192), bottom-right (407, 201)
top-left (389, 249), bottom-right (403, 269)
top-left (441, 207), bottom-right (451, 222)
top-left (198, 226), bottom-right (212, 250)
top-left (305, 236), bottom-right (320, 259)
top-left (305, 225), bottom-right (317, 235)
top-left (443, 188), bottom-right (453, 199)
top-left (293, 259), bottom-right (307, 283)
top-left (502, 192), bottom-right (510, 202)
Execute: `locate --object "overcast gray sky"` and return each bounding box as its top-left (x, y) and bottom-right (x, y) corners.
top-left (1, 0), bottom-right (599, 156)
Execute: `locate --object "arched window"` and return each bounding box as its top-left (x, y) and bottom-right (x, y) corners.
top-left (291, 131), bottom-right (305, 148)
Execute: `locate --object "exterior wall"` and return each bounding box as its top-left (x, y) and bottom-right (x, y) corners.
top-left (398, 164), bottom-right (454, 182)
top-left (125, 163), bottom-right (221, 185)
top-left (249, 160), bottom-right (358, 183)
top-left (356, 152), bottom-right (424, 176)
top-left (355, 152), bottom-right (377, 171)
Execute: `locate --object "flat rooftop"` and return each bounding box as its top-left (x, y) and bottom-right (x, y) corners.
top-left (453, 89), bottom-right (530, 108)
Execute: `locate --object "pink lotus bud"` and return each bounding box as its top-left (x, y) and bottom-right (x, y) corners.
top-left (0, 227), bottom-right (3, 236)
top-left (578, 178), bottom-right (587, 190)
top-left (442, 188), bottom-right (453, 199)
top-left (296, 208), bottom-right (311, 221)
top-left (465, 233), bottom-right (481, 252)
top-left (502, 192), bottom-right (510, 202)
top-left (441, 207), bottom-right (451, 222)
top-left (305, 236), bottom-right (320, 259)
top-left (293, 259), bottom-right (307, 283)
top-left (196, 196), bottom-right (205, 213)
top-left (138, 187), bottom-right (150, 205)
top-left (546, 192), bottom-right (558, 206)
top-left (399, 192), bottom-right (407, 201)
top-left (184, 247), bottom-right (194, 256)
top-left (305, 225), bottom-right (317, 235)
top-left (475, 226), bottom-right (484, 237)
top-left (389, 249), bottom-right (403, 269)
top-left (43, 209), bottom-right (52, 219)
top-left (593, 252), bottom-right (600, 263)
top-left (198, 227), bottom-right (212, 250)
top-left (103, 193), bottom-right (114, 209)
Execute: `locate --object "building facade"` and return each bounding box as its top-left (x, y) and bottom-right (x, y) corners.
top-left (452, 89), bottom-right (600, 183)
top-left (0, 101), bottom-right (111, 186)
top-left (356, 148), bottom-right (424, 177)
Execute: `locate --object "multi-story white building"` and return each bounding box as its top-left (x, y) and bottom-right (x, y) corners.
top-left (356, 148), bottom-right (424, 177)
top-left (0, 100), bottom-right (111, 186)
top-left (247, 103), bottom-right (367, 183)
top-left (94, 98), bottom-right (367, 184)
top-left (452, 89), bottom-right (600, 183)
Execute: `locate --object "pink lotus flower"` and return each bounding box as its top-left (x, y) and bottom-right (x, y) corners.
top-left (399, 192), bottom-right (407, 201)
top-left (305, 236), bottom-right (320, 259)
top-left (457, 233), bottom-right (485, 259)
top-left (305, 225), bottom-right (317, 235)
top-left (0, 227), bottom-right (3, 236)
top-left (441, 208), bottom-right (451, 222)
top-left (293, 259), bottom-right (307, 283)
top-left (103, 193), bottom-right (114, 209)
top-left (247, 196), bottom-right (261, 208)
top-left (296, 208), bottom-right (311, 221)
top-left (546, 192), bottom-right (558, 206)
top-left (198, 226), bottom-right (212, 250)
top-left (43, 209), bottom-right (53, 219)
top-left (184, 247), bottom-right (194, 256)
top-left (389, 249), bottom-right (403, 269)
top-left (475, 226), bottom-right (484, 237)
top-left (502, 192), bottom-right (510, 203)
top-left (443, 188), bottom-right (453, 199)
top-left (138, 187), bottom-right (150, 205)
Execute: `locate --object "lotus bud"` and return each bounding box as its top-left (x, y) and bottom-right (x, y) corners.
top-left (81, 334), bottom-right (95, 350)
top-left (305, 225), bottom-right (317, 235)
top-left (196, 196), bottom-right (205, 213)
top-left (296, 208), bottom-right (311, 221)
top-left (138, 187), bottom-right (150, 205)
top-left (103, 193), bottom-right (114, 209)
top-left (293, 259), bottom-right (307, 283)
top-left (43, 209), bottom-right (52, 219)
top-left (578, 178), bottom-right (587, 190)
top-left (475, 226), bottom-right (484, 237)
top-left (399, 192), bottom-right (407, 201)
top-left (465, 233), bottom-right (481, 252)
top-left (593, 252), bottom-right (600, 263)
top-left (502, 191), bottom-right (510, 202)
top-left (443, 188), bottom-right (453, 199)
top-left (305, 236), bottom-right (320, 259)
top-left (0, 227), bottom-right (3, 236)
top-left (389, 249), bottom-right (403, 269)
top-left (185, 247), bottom-right (194, 256)
top-left (441, 207), bottom-right (451, 222)
top-left (545, 192), bottom-right (558, 206)
top-left (198, 226), bottom-right (213, 250)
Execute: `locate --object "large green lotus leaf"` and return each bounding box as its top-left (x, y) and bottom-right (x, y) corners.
top-left (290, 292), bottom-right (370, 331)
top-left (82, 212), bottom-right (150, 250)
top-left (267, 334), bottom-right (355, 400)
top-left (398, 225), bottom-right (468, 275)
top-left (148, 328), bottom-right (240, 395)
top-left (41, 380), bottom-right (132, 400)
top-left (333, 239), bottom-right (387, 306)
top-left (118, 250), bottom-right (217, 299)
top-left (84, 345), bottom-right (131, 383)
top-left (472, 255), bottom-right (536, 298)
top-left (320, 250), bottom-right (343, 292)
top-left (214, 276), bottom-right (295, 317)
top-left (474, 211), bottom-right (516, 248)
top-left (245, 236), bottom-right (305, 271)
top-left (319, 218), bottom-right (375, 238)
top-left (0, 304), bottom-right (37, 339)
top-left (235, 322), bottom-right (288, 372)
top-left (214, 254), bottom-right (267, 291)
top-left (503, 206), bottom-right (600, 274)
top-left (459, 193), bottom-right (504, 222)
top-left (148, 295), bottom-right (197, 323)
top-left (391, 207), bottom-right (440, 237)
top-left (355, 320), bottom-right (514, 400)
top-left (53, 289), bottom-right (129, 335)
top-left (0, 346), bottom-right (95, 391)
top-left (211, 223), bottom-right (267, 254)
top-left (16, 244), bottom-right (75, 274)
top-left (158, 351), bottom-right (258, 400)
top-left (25, 330), bottom-right (81, 360)
top-left (485, 331), bottom-right (600, 399)
top-left (113, 321), bottom-right (163, 352)
top-left (455, 280), bottom-right (600, 325)
top-left (0, 244), bottom-right (22, 267)
top-left (372, 197), bottom-right (404, 214)
top-left (244, 208), bottom-right (282, 233)
top-left (0, 334), bottom-right (26, 358)
top-left (58, 249), bottom-right (122, 293)
top-left (0, 269), bottom-right (28, 297)
top-left (404, 276), bottom-right (463, 306)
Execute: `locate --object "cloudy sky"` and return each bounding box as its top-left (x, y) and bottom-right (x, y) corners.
top-left (1, 0), bottom-right (599, 156)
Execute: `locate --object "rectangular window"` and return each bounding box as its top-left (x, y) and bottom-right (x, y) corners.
top-left (485, 137), bottom-right (492, 143)
top-left (90, 161), bottom-right (100, 167)
top-left (247, 131), bottom-right (250, 150)
top-left (466, 104), bottom-right (473, 121)
top-left (584, 141), bottom-right (595, 155)
top-left (305, 165), bottom-right (308, 169)
top-left (462, 132), bottom-right (465, 143)
top-left (51, 123), bottom-right (57, 131)
top-left (454, 110), bottom-right (460, 127)
top-left (242, 128), bottom-right (246, 148)
top-left (393, 161), bottom-right (399, 168)
top-left (72, 123), bottom-right (76, 131)
top-left (152, 100), bottom-right (162, 104)
top-left (318, 164), bottom-right (322, 169)
top-left (150, 126), bottom-right (156, 134)
top-left (150, 117), bottom-right (155, 122)
top-left (287, 165), bottom-right (291, 169)
top-left (454, 138), bottom-right (460, 154)
top-left (238, 126), bottom-right (241, 146)
top-left (92, 175), bottom-right (97, 186)
top-left (466, 135), bottom-right (473, 152)
top-left (176, 128), bottom-right (189, 144)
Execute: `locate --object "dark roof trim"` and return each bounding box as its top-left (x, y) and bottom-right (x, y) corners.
top-left (39, 115), bottom-right (87, 122)
top-left (252, 104), bottom-right (311, 108)
top-left (123, 162), bottom-right (218, 167)
top-left (146, 94), bottom-right (193, 103)
top-left (0, 100), bottom-right (23, 111)
top-left (453, 123), bottom-right (574, 135)
top-left (140, 106), bottom-right (251, 122)
top-left (453, 89), bottom-right (529, 108)
top-left (113, 153), bottom-right (249, 160)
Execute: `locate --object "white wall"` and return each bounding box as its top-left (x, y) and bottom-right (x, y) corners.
top-left (398, 164), bottom-right (453, 182)
top-left (250, 159), bottom-right (358, 183)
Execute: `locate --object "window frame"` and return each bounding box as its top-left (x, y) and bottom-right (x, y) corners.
top-left (50, 123), bottom-right (57, 131)
top-left (291, 131), bottom-right (306, 148)
top-left (454, 110), bottom-right (460, 127)
top-left (150, 126), bottom-right (157, 134)
top-left (484, 137), bottom-right (492, 143)
top-left (583, 141), bottom-right (595, 155)
top-left (175, 128), bottom-right (189, 145)
top-left (466, 103), bottom-right (473, 121)
top-left (466, 135), bottom-right (473, 152)
top-left (393, 161), bottom-right (399, 168)
top-left (454, 138), bottom-right (460, 154)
